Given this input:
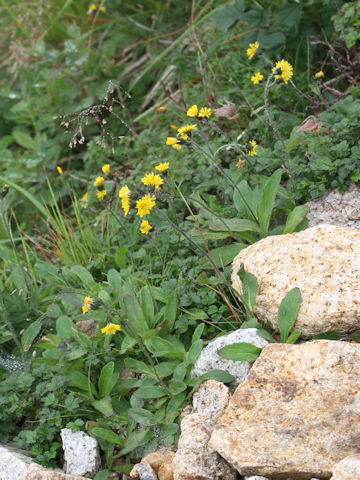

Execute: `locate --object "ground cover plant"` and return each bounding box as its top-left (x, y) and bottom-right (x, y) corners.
top-left (0, 0), bottom-right (359, 478)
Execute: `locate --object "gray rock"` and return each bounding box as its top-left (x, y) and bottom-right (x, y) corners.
top-left (61, 429), bottom-right (100, 478)
top-left (191, 329), bottom-right (268, 385)
top-left (135, 462), bottom-right (158, 480)
top-left (331, 455), bottom-right (360, 479)
top-left (0, 444), bottom-right (33, 480)
top-left (244, 477), bottom-right (269, 480)
top-left (192, 379), bottom-right (231, 419)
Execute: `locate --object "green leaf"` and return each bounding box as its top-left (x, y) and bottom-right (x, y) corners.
top-left (200, 243), bottom-right (245, 269)
top-left (286, 330), bottom-right (302, 344)
top-left (12, 130), bottom-right (35, 150)
top-left (212, 4), bottom-right (240, 30)
top-left (219, 342), bottom-right (262, 362)
top-left (123, 294), bottom-right (148, 336)
top-left (284, 205), bottom-right (309, 234)
top-left (107, 269), bottom-right (122, 290)
top-left (115, 246), bottom-right (128, 269)
top-left (21, 320), bottom-right (42, 352)
top-left (94, 470), bottom-right (109, 480)
top-left (257, 169), bottom-right (282, 233)
top-left (199, 369), bottom-right (235, 383)
top-left (128, 408), bottom-right (154, 426)
top-left (140, 286), bottom-right (155, 327)
top-left (56, 315), bottom-right (74, 340)
top-left (192, 323), bottom-right (205, 342)
top-left (99, 361), bottom-right (116, 397)
top-left (92, 397), bottom-right (114, 417)
top-left (169, 379), bottom-right (187, 395)
top-left (68, 371), bottom-right (97, 396)
top-left (278, 287), bottom-right (302, 343)
top-left (124, 358), bottom-right (155, 377)
top-left (134, 385), bottom-right (168, 399)
top-left (186, 339), bottom-right (203, 365)
top-left (164, 294), bottom-right (177, 330)
top-left (118, 429), bottom-right (150, 456)
top-left (154, 361), bottom-right (180, 378)
top-left (311, 331), bottom-right (340, 341)
top-left (238, 264), bottom-right (258, 312)
top-left (71, 265), bottom-right (96, 289)
top-left (209, 218), bottom-right (261, 233)
top-left (91, 427), bottom-right (123, 445)
top-left (145, 336), bottom-right (185, 360)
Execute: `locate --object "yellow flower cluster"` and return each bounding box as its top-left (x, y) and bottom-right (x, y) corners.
top-left (88, 3), bottom-right (106, 14)
top-left (248, 140), bottom-right (258, 156)
top-left (141, 172), bottom-right (164, 189)
top-left (82, 296), bottom-right (94, 314)
top-left (247, 41), bottom-right (260, 60)
top-left (119, 185), bottom-right (131, 216)
top-left (251, 72), bottom-right (264, 84)
top-left (186, 105), bottom-right (212, 119)
top-left (135, 194), bottom-right (156, 218)
top-left (57, 166), bottom-right (64, 175)
top-left (315, 71), bottom-right (324, 79)
top-left (272, 59), bottom-right (293, 84)
top-left (101, 323), bottom-right (121, 335)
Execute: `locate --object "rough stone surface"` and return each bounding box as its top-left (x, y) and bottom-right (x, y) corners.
top-left (130, 447), bottom-right (174, 480)
top-left (231, 224), bottom-right (360, 338)
top-left (307, 184), bottom-right (360, 229)
top-left (75, 320), bottom-right (99, 338)
top-left (0, 443), bottom-right (34, 480)
top-left (61, 429), bottom-right (100, 478)
top-left (330, 455), bottom-right (360, 480)
top-left (244, 477), bottom-right (270, 480)
top-left (191, 329), bottom-right (269, 384)
top-left (172, 380), bottom-right (236, 480)
top-left (25, 463), bottom-right (91, 480)
top-left (209, 341), bottom-right (360, 479)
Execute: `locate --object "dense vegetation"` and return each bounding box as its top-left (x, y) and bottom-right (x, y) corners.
top-left (0, 1), bottom-right (359, 478)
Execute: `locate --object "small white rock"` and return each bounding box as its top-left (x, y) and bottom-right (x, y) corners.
top-left (0, 444), bottom-right (33, 480)
top-left (61, 429), bottom-right (100, 478)
top-left (191, 328), bottom-right (269, 385)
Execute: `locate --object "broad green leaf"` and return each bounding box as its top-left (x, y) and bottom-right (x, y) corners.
top-left (124, 358), bottom-right (155, 377)
top-left (118, 429), bottom-right (150, 456)
top-left (12, 130), bottom-right (35, 150)
top-left (219, 342), bottom-right (262, 362)
top-left (145, 336), bottom-right (185, 360)
top-left (71, 265), bottom-right (96, 289)
top-left (128, 408), bottom-right (154, 426)
top-left (164, 294), bottom-right (177, 330)
top-left (209, 218), bottom-right (261, 233)
top-left (115, 246), bottom-right (128, 269)
top-left (257, 169), bottom-right (282, 233)
top-left (56, 315), bottom-right (74, 340)
top-left (123, 294), bottom-right (148, 336)
top-left (233, 180), bottom-right (259, 218)
top-left (21, 320), bottom-right (42, 352)
top-left (311, 331), bottom-right (340, 341)
top-left (200, 243), bottom-right (245, 269)
top-left (154, 361), bottom-right (180, 378)
top-left (92, 396), bottom-right (113, 417)
top-left (212, 4), bottom-right (240, 30)
top-left (148, 287), bottom-right (168, 303)
top-left (107, 269), bottom-right (122, 290)
top-left (238, 264), bottom-right (258, 312)
top-left (120, 336), bottom-right (136, 354)
top-left (284, 205), bottom-right (309, 234)
top-left (99, 361), bottom-right (115, 397)
top-left (192, 323), bottom-right (205, 342)
top-left (68, 371), bottom-right (97, 396)
top-left (169, 379), bottom-right (187, 395)
top-left (94, 470), bottom-right (109, 480)
top-left (286, 330), bottom-right (302, 344)
top-left (186, 339), bottom-right (203, 365)
top-left (199, 369), bottom-right (235, 383)
top-left (91, 427), bottom-right (123, 445)
top-left (140, 286), bottom-right (155, 327)
top-left (278, 287), bottom-right (302, 343)
top-left (67, 348), bottom-right (87, 360)
top-left (134, 385), bottom-right (167, 399)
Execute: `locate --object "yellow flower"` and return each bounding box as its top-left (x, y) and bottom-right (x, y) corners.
top-left (101, 323), bottom-right (121, 335)
top-left (140, 220), bottom-right (152, 234)
top-left (157, 106), bottom-right (167, 111)
top-left (187, 104), bottom-right (198, 117)
top-left (198, 107), bottom-right (212, 118)
top-left (89, 3), bottom-right (97, 12)
top-left (248, 140), bottom-right (258, 156)
top-left (119, 186), bottom-right (131, 216)
top-left (94, 176), bottom-right (105, 187)
top-left (57, 166), bottom-right (63, 175)
top-left (81, 192), bottom-right (88, 207)
top-left (177, 124), bottom-right (197, 134)
top-left (82, 296), bottom-right (94, 314)
top-left (315, 70), bottom-right (324, 79)
top-left (166, 137), bottom-right (181, 150)
top-left (272, 59), bottom-right (293, 84)
top-left (102, 164), bottom-right (110, 175)
top-left (251, 72), bottom-right (264, 84)
top-left (178, 133), bottom-right (188, 141)
top-left (97, 189), bottom-right (107, 200)
top-left (155, 162), bottom-right (169, 172)
top-left (136, 194), bottom-right (156, 218)
top-left (246, 41), bottom-right (260, 60)
top-left (170, 124), bottom-right (178, 130)
top-left (100, 5), bottom-right (106, 12)
top-left (141, 173), bottom-right (164, 190)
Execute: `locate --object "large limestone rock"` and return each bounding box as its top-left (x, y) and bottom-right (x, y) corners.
top-left (307, 184), bottom-right (360, 228)
top-left (330, 455), bottom-right (360, 480)
top-left (0, 444), bottom-right (34, 480)
top-left (209, 341), bottom-right (360, 479)
top-left (231, 224), bottom-right (360, 338)
top-left (172, 380), bottom-right (236, 480)
top-left (60, 429), bottom-right (100, 478)
top-left (191, 328), bottom-right (269, 385)
top-left (25, 463), bottom-right (91, 479)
